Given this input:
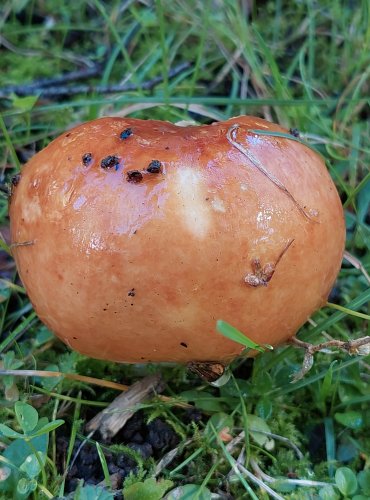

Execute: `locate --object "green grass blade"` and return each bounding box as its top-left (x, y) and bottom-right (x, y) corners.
top-left (324, 417), bottom-right (336, 478)
top-left (216, 320), bottom-right (265, 352)
top-left (96, 441), bottom-right (112, 490)
top-left (0, 311), bottom-right (37, 352)
top-left (0, 113), bottom-right (21, 171)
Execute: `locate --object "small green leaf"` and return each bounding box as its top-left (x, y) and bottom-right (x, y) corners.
top-left (337, 383), bottom-right (362, 404)
top-left (72, 483), bottom-right (114, 499)
top-left (39, 364), bottom-right (61, 391)
top-left (123, 477), bottom-right (173, 500)
top-left (4, 383), bottom-right (19, 403)
top-left (15, 402), bottom-right (38, 434)
top-left (3, 375), bottom-right (14, 391)
top-left (220, 378), bottom-right (249, 399)
top-left (255, 398), bottom-right (272, 420)
top-left (357, 470), bottom-right (370, 495)
top-left (247, 415), bottom-right (274, 449)
top-left (19, 454), bottom-right (42, 479)
top-left (334, 411), bottom-right (363, 429)
top-left (337, 439), bottom-right (358, 462)
top-left (11, 94), bottom-right (39, 112)
top-left (17, 477), bottom-right (30, 495)
top-left (252, 371), bottom-right (273, 393)
top-left (272, 480), bottom-right (296, 493)
top-left (35, 327), bottom-right (54, 347)
top-left (216, 320), bottom-right (265, 352)
top-left (29, 419), bottom-right (64, 438)
top-left (166, 484), bottom-right (212, 500)
top-left (2, 351), bottom-right (24, 370)
top-left (17, 477), bottom-right (37, 495)
top-left (180, 390), bottom-right (225, 412)
top-left (335, 467), bottom-right (358, 496)
top-left (0, 434), bottom-right (48, 492)
top-left (0, 424), bottom-right (24, 439)
top-left (319, 361), bottom-right (337, 402)
top-left (319, 485), bottom-right (340, 500)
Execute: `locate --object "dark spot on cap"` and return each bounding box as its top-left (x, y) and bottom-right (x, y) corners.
top-left (147, 160), bottom-right (162, 174)
top-left (127, 170), bottom-right (143, 183)
top-left (73, 336), bottom-right (77, 339)
top-left (66, 133), bottom-right (71, 137)
top-left (180, 342), bottom-right (188, 348)
top-left (165, 146), bottom-right (170, 150)
top-left (120, 128), bottom-right (133, 140)
top-left (101, 155), bottom-right (120, 169)
top-left (289, 128), bottom-right (300, 138)
top-left (82, 153), bottom-right (92, 166)
top-left (128, 288), bottom-right (135, 297)
top-left (11, 174), bottom-right (21, 186)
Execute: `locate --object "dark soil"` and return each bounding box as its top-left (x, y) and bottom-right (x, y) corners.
top-left (57, 411), bottom-right (180, 493)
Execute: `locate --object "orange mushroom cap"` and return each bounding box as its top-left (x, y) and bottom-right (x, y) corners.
top-left (9, 116), bottom-right (345, 363)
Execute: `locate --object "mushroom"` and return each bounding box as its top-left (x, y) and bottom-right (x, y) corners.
top-left (9, 116), bottom-right (345, 365)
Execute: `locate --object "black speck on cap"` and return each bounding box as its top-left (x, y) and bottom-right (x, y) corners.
top-left (120, 128), bottom-right (133, 140)
top-left (147, 160), bottom-right (162, 174)
top-left (101, 155), bottom-right (120, 169)
top-left (82, 153), bottom-right (92, 166)
top-left (127, 170), bottom-right (143, 183)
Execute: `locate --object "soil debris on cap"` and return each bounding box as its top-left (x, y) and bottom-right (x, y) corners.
top-left (101, 155), bottom-right (120, 169)
top-left (126, 170), bottom-right (143, 183)
top-left (147, 160), bottom-right (162, 173)
top-left (120, 128), bottom-right (133, 139)
top-left (82, 153), bottom-right (92, 166)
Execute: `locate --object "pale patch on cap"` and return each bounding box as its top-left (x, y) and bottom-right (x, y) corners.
top-left (175, 167), bottom-right (210, 238)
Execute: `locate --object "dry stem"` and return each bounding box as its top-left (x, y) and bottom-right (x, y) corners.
top-left (250, 458), bottom-right (332, 488)
top-left (290, 335), bottom-right (370, 381)
top-left (0, 62), bottom-right (190, 99)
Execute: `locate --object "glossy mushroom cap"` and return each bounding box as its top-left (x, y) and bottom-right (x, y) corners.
top-left (9, 116), bottom-right (345, 363)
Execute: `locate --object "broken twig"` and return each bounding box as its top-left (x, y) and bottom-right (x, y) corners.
top-left (250, 458), bottom-right (332, 488)
top-left (290, 335), bottom-right (370, 381)
top-left (86, 373), bottom-right (164, 440)
top-left (0, 62), bottom-right (190, 99)
top-left (0, 66), bottom-right (102, 95)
